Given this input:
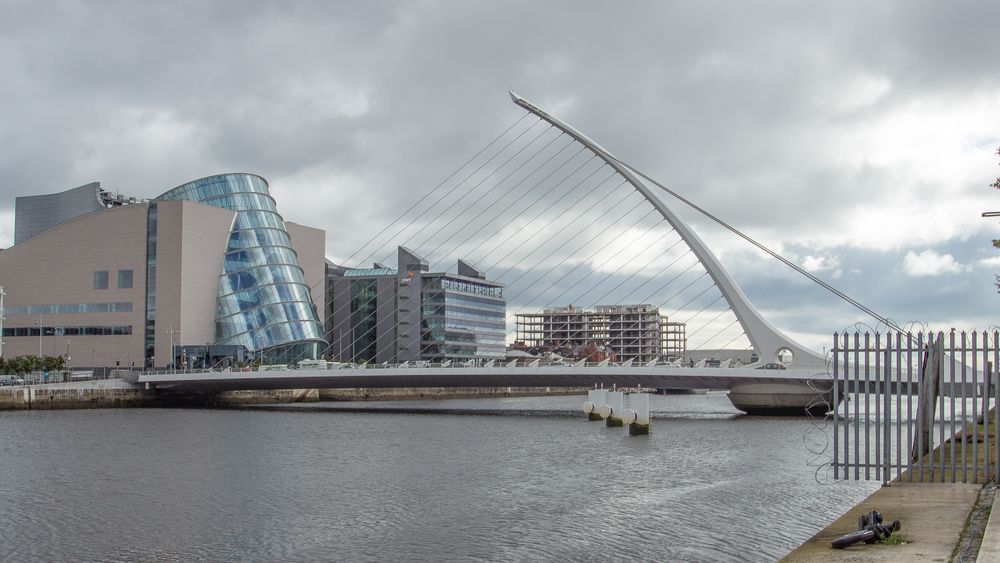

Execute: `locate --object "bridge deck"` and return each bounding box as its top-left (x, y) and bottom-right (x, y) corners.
top-left (139, 365), bottom-right (830, 392)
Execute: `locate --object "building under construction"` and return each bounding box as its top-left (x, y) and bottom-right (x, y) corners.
top-left (514, 304), bottom-right (686, 364)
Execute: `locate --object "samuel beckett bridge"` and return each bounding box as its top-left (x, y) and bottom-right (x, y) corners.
top-left (140, 91), bottom-right (911, 416)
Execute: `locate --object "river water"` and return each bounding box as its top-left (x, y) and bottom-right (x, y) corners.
top-left (0, 393), bottom-right (878, 561)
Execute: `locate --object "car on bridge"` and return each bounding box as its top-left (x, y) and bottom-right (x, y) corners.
top-left (756, 362), bottom-right (786, 370)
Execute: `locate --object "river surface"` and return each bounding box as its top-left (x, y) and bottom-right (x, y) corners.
top-left (0, 393), bottom-right (878, 561)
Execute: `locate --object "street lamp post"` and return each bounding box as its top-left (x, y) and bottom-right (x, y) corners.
top-left (91, 348), bottom-right (96, 371)
top-left (37, 313), bottom-right (42, 357)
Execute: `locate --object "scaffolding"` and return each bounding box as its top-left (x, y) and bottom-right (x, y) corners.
top-left (515, 304), bottom-right (686, 364)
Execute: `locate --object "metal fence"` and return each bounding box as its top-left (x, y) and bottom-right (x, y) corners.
top-left (832, 330), bottom-right (999, 484)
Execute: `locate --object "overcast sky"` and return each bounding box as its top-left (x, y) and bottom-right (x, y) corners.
top-left (1, 0), bottom-right (999, 352)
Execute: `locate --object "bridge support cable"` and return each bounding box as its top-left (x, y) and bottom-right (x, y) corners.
top-left (341, 111), bottom-right (536, 270)
top-left (508, 91), bottom-right (833, 366)
top-left (378, 123), bottom-right (558, 265)
top-left (504, 222), bottom-right (676, 321)
top-left (504, 227), bottom-right (684, 344)
top-left (499, 212), bottom-right (672, 342)
top-left (479, 166), bottom-right (616, 271)
top-left (320, 157), bottom-right (621, 365)
top-left (367, 180), bottom-right (644, 361)
top-left (422, 140), bottom-right (583, 260)
top-left (496, 185), bottom-right (640, 289)
top-left (322, 92), bottom-right (796, 366)
top-left (393, 127), bottom-right (568, 262)
top-left (623, 166), bottom-right (902, 334)
top-left (429, 146), bottom-right (591, 267)
top-left (357, 172), bottom-right (629, 362)
top-left (319, 156), bottom-right (609, 355)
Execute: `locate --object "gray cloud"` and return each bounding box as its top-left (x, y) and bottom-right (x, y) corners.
top-left (2, 0), bottom-right (999, 351)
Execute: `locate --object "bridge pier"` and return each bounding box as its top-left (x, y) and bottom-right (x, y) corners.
top-left (727, 382), bottom-right (832, 417)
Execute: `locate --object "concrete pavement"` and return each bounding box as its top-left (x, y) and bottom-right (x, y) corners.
top-left (780, 482), bottom-right (984, 561)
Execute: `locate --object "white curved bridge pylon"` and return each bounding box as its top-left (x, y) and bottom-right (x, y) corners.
top-left (508, 91), bottom-right (825, 368)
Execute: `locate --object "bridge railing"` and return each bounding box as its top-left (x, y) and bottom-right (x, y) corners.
top-left (832, 330), bottom-right (999, 485)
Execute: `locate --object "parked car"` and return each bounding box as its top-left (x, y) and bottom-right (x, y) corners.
top-left (1, 376), bottom-right (26, 385)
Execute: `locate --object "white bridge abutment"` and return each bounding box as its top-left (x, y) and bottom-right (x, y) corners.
top-left (726, 382), bottom-right (833, 417)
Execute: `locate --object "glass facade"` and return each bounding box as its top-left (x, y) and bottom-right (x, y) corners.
top-left (421, 275), bottom-right (506, 360)
top-left (349, 279), bottom-right (378, 362)
top-left (156, 174), bottom-right (324, 362)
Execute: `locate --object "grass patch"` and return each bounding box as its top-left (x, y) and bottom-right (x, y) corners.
top-left (881, 530), bottom-right (904, 545)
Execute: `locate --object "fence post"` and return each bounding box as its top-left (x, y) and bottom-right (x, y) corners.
top-left (883, 338), bottom-right (891, 486)
top-left (993, 331), bottom-right (999, 484)
top-left (912, 333), bottom-right (941, 480)
top-left (833, 332), bottom-right (840, 480)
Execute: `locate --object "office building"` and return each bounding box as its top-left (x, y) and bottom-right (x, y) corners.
top-left (326, 247), bottom-right (505, 363)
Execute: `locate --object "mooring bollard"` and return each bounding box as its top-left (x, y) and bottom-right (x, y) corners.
top-left (582, 387), bottom-right (606, 421)
top-left (623, 391), bottom-right (650, 435)
top-left (600, 391), bottom-right (624, 427)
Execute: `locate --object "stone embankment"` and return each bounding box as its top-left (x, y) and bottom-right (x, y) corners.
top-left (0, 379), bottom-right (320, 410)
top-left (318, 386), bottom-right (587, 401)
top-left (0, 380), bottom-right (587, 410)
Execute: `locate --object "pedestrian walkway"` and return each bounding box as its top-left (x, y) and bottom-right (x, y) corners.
top-left (780, 482), bottom-right (982, 561)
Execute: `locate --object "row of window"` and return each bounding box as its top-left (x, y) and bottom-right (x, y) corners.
top-left (158, 174), bottom-right (270, 202)
top-left (422, 334), bottom-right (506, 346)
top-left (224, 246), bottom-right (300, 273)
top-left (428, 277), bottom-right (504, 298)
top-left (216, 320), bottom-right (323, 350)
top-left (218, 282), bottom-right (314, 317)
top-left (216, 301), bottom-right (318, 335)
top-left (421, 306), bottom-right (505, 324)
top-left (220, 263), bottom-right (307, 295)
top-left (227, 227), bottom-right (292, 250)
top-left (201, 192), bottom-right (277, 213)
top-left (424, 318), bottom-right (506, 331)
top-left (422, 292), bottom-right (506, 313)
top-left (2, 325), bottom-right (133, 337)
top-left (2, 302), bottom-right (133, 315)
top-left (94, 269), bottom-right (133, 290)
top-left (233, 209), bottom-right (286, 231)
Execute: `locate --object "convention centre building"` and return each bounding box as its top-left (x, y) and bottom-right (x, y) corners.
top-left (0, 174), bottom-right (327, 369)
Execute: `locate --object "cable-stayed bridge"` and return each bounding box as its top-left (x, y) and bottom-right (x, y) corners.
top-left (141, 91), bottom-right (902, 415)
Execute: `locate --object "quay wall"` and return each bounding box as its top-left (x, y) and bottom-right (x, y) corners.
top-left (0, 382), bottom-right (585, 410)
top-left (0, 382), bottom-right (320, 410)
top-left (318, 386), bottom-right (589, 401)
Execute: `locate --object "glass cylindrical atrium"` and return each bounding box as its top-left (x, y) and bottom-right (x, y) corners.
top-left (157, 174), bottom-right (325, 362)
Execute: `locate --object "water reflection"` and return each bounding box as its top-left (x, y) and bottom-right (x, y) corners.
top-left (0, 394), bottom-right (878, 561)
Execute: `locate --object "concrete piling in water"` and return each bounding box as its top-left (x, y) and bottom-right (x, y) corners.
top-left (582, 387), bottom-right (606, 421)
top-left (600, 391), bottom-right (624, 427)
top-left (624, 391), bottom-right (650, 436)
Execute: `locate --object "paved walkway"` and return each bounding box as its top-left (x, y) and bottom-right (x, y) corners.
top-left (780, 482), bottom-right (982, 561)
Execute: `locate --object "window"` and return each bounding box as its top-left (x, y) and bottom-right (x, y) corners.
top-left (94, 271), bottom-right (109, 290)
top-left (117, 269), bottom-right (133, 289)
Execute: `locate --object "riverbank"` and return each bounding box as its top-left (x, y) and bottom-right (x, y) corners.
top-left (781, 409), bottom-right (999, 561)
top-left (0, 380), bottom-right (590, 410)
